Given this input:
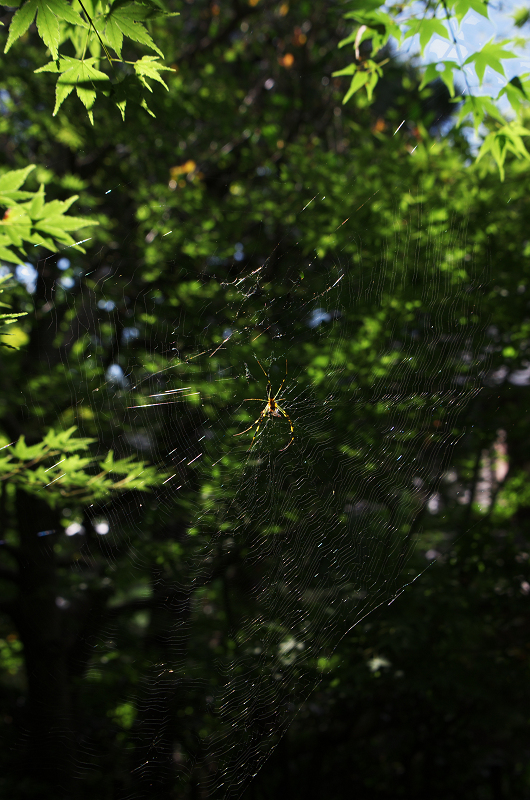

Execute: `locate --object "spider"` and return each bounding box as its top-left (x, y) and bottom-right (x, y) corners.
top-left (234, 359), bottom-right (294, 451)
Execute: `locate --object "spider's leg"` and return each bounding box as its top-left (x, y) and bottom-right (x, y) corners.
top-left (255, 359), bottom-right (269, 379)
top-left (248, 415), bottom-right (267, 450)
top-left (242, 398), bottom-right (266, 402)
top-left (273, 359), bottom-right (289, 399)
top-left (234, 414), bottom-right (263, 437)
top-left (275, 404), bottom-right (294, 451)
top-left (234, 404), bottom-right (268, 439)
top-left (255, 359), bottom-right (274, 400)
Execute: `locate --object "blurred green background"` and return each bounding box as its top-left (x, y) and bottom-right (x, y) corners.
top-left (1, 1), bottom-right (530, 798)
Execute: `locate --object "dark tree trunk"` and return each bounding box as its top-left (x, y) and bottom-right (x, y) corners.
top-left (12, 490), bottom-right (74, 799)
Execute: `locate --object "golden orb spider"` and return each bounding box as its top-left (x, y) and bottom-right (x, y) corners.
top-left (234, 359), bottom-right (294, 451)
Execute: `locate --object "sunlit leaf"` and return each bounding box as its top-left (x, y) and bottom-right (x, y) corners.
top-left (464, 39), bottom-right (518, 84)
top-left (404, 18), bottom-right (450, 55)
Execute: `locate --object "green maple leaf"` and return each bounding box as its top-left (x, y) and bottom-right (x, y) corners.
top-left (340, 9), bottom-right (401, 53)
top-left (0, 207), bottom-right (32, 247)
top-left (5, 0), bottom-right (84, 59)
top-left (333, 59), bottom-right (383, 104)
top-left (476, 122), bottom-right (530, 180)
top-left (497, 74), bottom-right (530, 113)
top-left (96, 3), bottom-right (164, 58)
top-left (108, 0), bottom-right (178, 21)
top-left (36, 56), bottom-right (109, 120)
top-left (0, 168), bottom-right (94, 259)
top-left (133, 55), bottom-right (173, 91)
top-left (0, 165), bottom-right (36, 205)
top-left (0, 273), bottom-right (27, 349)
top-left (419, 61), bottom-right (458, 97)
top-left (404, 17), bottom-right (450, 55)
top-left (445, 0), bottom-right (489, 22)
top-left (111, 73), bottom-right (157, 118)
top-left (456, 94), bottom-right (505, 129)
top-left (464, 39), bottom-right (518, 84)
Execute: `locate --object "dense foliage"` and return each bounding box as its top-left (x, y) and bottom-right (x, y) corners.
top-left (1, 1), bottom-right (530, 799)
top-left (4, 0), bottom-right (530, 175)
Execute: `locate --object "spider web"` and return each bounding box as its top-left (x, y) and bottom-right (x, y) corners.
top-left (105, 189), bottom-right (486, 798)
top-left (14, 183), bottom-right (487, 798)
